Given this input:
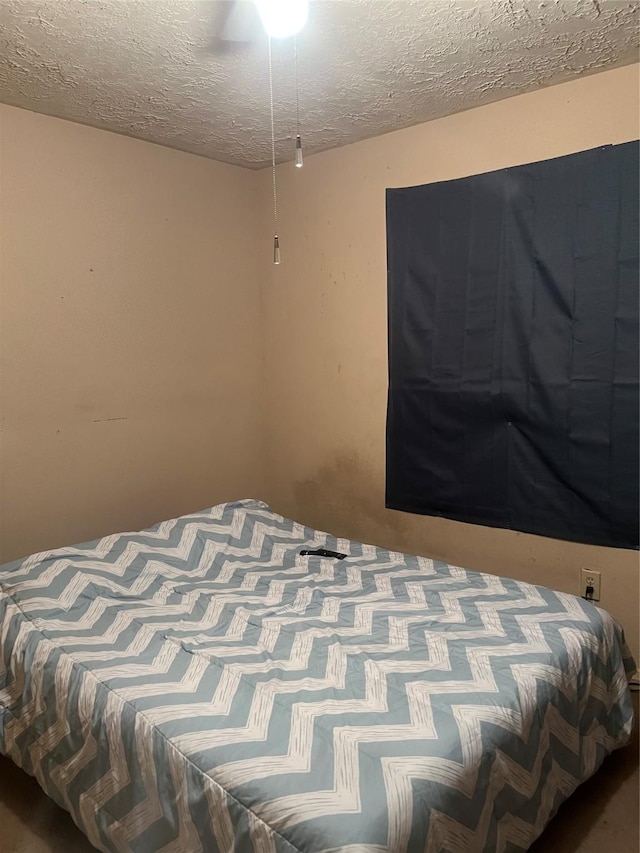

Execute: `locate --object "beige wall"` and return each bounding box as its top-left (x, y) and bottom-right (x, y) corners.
top-left (259, 63), bottom-right (640, 656)
top-left (1, 66), bottom-right (638, 655)
top-left (0, 105), bottom-right (264, 562)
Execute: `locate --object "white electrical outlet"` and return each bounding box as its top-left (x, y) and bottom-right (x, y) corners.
top-left (580, 568), bottom-right (601, 601)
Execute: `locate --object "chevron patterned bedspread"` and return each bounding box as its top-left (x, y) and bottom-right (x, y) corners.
top-left (0, 500), bottom-right (635, 853)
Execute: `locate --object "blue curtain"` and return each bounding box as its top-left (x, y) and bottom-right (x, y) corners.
top-left (386, 141), bottom-right (639, 549)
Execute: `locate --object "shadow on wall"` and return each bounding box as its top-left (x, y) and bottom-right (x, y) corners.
top-left (292, 451), bottom-right (411, 550)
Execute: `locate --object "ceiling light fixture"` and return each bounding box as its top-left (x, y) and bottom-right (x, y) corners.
top-left (255, 0), bottom-right (309, 39)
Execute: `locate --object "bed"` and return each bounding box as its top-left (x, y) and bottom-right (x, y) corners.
top-left (0, 499), bottom-right (634, 853)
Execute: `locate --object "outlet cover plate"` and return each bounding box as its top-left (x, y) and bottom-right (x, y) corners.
top-left (580, 568), bottom-right (601, 601)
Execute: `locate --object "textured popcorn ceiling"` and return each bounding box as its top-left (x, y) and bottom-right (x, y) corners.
top-left (0, 0), bottom-right (638, 169)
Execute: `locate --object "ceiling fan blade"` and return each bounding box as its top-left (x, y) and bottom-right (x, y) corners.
top-left (215, 0), bottom-right (263, 43)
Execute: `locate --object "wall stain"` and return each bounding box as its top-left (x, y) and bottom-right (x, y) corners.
top-left (293, 451), bottom-right (409, 552)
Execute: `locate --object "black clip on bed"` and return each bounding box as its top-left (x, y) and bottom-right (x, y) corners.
top-left (300, 548), bottom-right (347, 560)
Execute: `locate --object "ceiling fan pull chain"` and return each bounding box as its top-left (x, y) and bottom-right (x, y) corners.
top-left (294, 35), bottom-right (303, 168)
top-left (268, 35), bottom-right (280, 264)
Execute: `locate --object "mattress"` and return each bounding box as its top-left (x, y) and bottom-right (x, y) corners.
top-left (0, 499), bottom-right (634, 853)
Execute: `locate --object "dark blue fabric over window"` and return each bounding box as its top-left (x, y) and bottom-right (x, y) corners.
top-left (386, 141), bottom-right (639, 549)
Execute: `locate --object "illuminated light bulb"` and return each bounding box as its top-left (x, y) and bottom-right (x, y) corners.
top-left (273, 235), bottom-right (281, 264)
top-left (295, 134), bottom-right (304, 168)
top-left (255, 0), bottom-right (309, 39)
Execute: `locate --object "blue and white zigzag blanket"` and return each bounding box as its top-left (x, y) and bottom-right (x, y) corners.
top-left (0, 500), bottom-right (634, 852)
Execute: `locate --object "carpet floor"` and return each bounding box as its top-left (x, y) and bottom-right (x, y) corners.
top-left (1, 693), bottom-right (638, 853)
